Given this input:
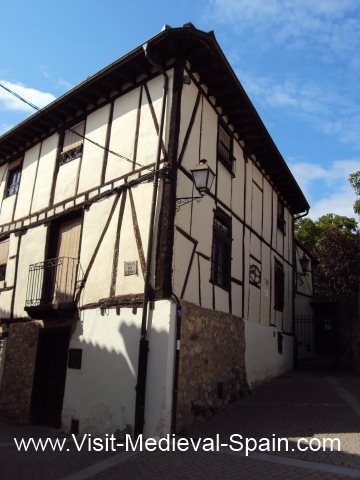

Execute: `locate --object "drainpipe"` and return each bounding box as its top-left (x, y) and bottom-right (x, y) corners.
top-left (293, 208), bottom-right (309, 370)
top-left (134, 44), bottom-right (168, 437)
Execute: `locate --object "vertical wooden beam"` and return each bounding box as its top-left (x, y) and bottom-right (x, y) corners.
top-left (101, 101), bottom-right (115, 185)
top-left (129, 188), bottom-right (146, 278)
top-left (109, 190), bottom-right (127, 298)
top-left (155, 63), bottom-right (184, 298)
top-left (132, 86), bottom-right (143, 171)
top-left (143, 83), bottom-right (167, 158)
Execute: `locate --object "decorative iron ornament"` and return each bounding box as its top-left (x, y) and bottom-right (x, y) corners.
top-left (249, 264), bottom-right (261, 286)
top-left (176, 196), bottom-right (202, 211)
top-left (59, 144), bottom-right (83, 166)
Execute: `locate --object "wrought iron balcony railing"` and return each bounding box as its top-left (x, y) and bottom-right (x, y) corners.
top-left (25, 256), bottom-right (81, 310)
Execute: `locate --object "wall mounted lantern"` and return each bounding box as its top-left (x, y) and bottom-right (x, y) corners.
top-left (176, 159), bottom-right (215, 211)
top-left (299, 253), bottom-right (310, 273)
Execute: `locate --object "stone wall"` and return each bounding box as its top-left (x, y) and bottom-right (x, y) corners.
top-left (0, 321), bottom-right (40, 422)
top-left (176, 300), bottom-right (248, 432)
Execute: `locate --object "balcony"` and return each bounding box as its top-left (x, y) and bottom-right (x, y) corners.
top-left (25, 257), bottom-right (82, 318)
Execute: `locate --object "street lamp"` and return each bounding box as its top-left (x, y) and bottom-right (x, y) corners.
top-left (299, 253), bottom-right (310, 272)
top-left (176, 159), bottom-right (215, 210)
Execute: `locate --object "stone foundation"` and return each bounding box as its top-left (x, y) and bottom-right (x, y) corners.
top-left (176, 300), bottom-right (248, 432)
top-left (0, 321), bottom-right (40, 422)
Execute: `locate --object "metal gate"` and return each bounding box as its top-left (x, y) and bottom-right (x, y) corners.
top-left (295, 315), bottom-right (314, 362)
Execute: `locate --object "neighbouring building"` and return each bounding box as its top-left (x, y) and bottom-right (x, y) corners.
top-left (0, 24), bottom-right (309, 436)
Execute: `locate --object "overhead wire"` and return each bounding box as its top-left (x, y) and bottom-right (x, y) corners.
top-left (0, 82), bottom-right (159, 171)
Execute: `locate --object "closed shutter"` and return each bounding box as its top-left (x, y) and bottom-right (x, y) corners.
top-left (53, 218), bottom-right (82, 303)
top-left (0, 238), bottom-right (9, 265)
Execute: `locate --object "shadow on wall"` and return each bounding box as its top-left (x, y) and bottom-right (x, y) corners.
top-left (63, 312), bottom-right (170, 437)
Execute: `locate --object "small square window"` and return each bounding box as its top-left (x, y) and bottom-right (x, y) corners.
top-left (59, 121), bottom-right (85, 166)
top-left (217, 124), bottom-right (234, 174)
top-left (5, 167), bottom-right (21, 198)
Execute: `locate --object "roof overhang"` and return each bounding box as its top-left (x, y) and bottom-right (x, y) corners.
top-left (0, 23), bottom-right (309, 214)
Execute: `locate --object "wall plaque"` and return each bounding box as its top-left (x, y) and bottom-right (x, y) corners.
top-left (124, 260), bottom-right (138, 276)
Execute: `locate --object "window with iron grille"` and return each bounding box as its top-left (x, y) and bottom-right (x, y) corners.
top-left (59, 121), bottom-right (85, 166)
top-left (211, 210), bottom-right (232, 290)
top-left (277, 198), bottom-right (286, 233)
top-left (0, 238), bottom-right (9, 282)
top-left (5, 167), bottom-right (21, 198)
top-left (217, 124), bottom-right (234, 174)
top-left (274, 259), bottom-right (284, 311)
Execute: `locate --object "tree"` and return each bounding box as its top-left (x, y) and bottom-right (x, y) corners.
top-left (349, 171), bottom-right (360, 215)
top-left (295, 214), bottom-right (357, 251)
top-left (295, 213), bottom-right (359, 296)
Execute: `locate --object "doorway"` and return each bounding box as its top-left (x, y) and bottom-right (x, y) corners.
top-left (30, 327), bottom-right (70, 428)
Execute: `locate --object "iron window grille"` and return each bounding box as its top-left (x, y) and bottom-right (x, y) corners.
top-left (217, 124), bottom-right (235, 174)
top-left (274, 259), bottom-right (285, 311)
top-left (59, 121), bottom-right (85, 166)
top-left (5, 167), bottom-right (21, 198)
top-left (211, 210), bottom-right (232, 290)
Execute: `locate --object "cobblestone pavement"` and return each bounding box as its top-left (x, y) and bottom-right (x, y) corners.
top-left (1, 371), bottom-right (360, 480)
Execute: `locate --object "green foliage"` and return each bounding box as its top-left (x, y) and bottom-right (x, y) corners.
top-left (295, 213), bottom-right (359, 296)
top-left (295, 214), bottom-right (358, 252)
top-left (349, 171), bottom-right (360, 215)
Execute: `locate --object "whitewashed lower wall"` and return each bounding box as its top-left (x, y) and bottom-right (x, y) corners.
top-left (244, 320), bottom-right (294, 387)
top-left (62, 299), bottom-right (176, 437)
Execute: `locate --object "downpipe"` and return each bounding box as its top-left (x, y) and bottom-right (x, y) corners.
top-left (134, 44), bottom-right (169, 437)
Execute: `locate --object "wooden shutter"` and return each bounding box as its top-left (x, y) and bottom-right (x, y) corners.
top-left (53, 218), bottom-right (82, 303)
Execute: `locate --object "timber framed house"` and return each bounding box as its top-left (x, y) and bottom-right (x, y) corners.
top-left (0, 24), bottom-right (309, 436)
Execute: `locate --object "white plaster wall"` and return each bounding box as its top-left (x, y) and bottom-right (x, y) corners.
top-left (78, 104), bottom-right (110, 193)
top-left (62, 299), bottom-right (176, 437)
top-left (80, 196), bottom-right (120, 304)
top-left (53, 158), bottom-right (80, 204)
top-left (31, 133), bottom-right (59, 213)
top-left (0, 164), bottom-right (7, 207)
top-left (13, 225), bottom-right (48, 317)
top-left (0, 195), bottom-right (16, 224)
top-left (231, 143), bottom-right (245, 220)
top-left (144, 300), bottom-right (177, 437)
top-left (245, 319), bottom-right (294, 387)
top-left (14, 144), bottom-right (41, 219)
top-left (106, 87), bottom-right (139, 182)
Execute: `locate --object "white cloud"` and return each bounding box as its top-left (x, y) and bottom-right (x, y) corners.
top-left (237, 71), bottom-right (360, 148)
top-left (289, 159), bottom-right (360, 219)
top-left (0, 80), bottom-right (56, 113)
top-left (207, 0), bottom-right (359, 58)
top-left (56, 78), bottom-right (73, 91)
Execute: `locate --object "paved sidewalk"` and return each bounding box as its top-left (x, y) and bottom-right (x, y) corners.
top-left (1, 371), bottom-right (360, 479)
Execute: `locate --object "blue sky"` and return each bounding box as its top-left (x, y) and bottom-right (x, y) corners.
top-left (1, 0), bottom-right (359, 220)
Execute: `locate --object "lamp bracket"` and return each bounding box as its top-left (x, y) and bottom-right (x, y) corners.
top-left (176, 195), bottom-right (203, 211)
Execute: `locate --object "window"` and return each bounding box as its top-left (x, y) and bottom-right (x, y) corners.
top-left (5, 165), bottom-right (21, 198)
top-left (274, 259), bottom-right (284, 311)
top-left (217, 124), bottom-right (234, 174)
top-left (59, 120), bottom-right (85, 166)
top-left (277, 198), bottom-right (286, 233)
top-left (0, 238), bottom-right (9, 282)
top-left (211, 210), bottom-right (232, 289)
